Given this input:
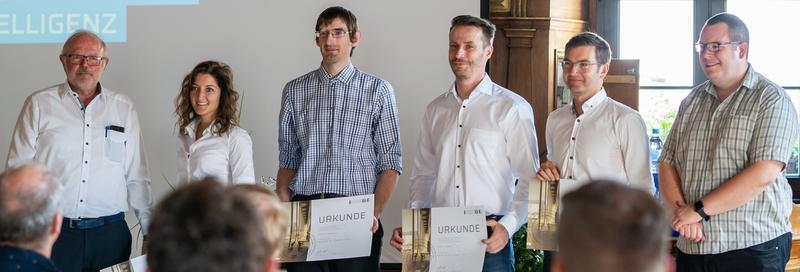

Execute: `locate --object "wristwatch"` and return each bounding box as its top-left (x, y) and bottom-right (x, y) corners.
top-left (694, 200), bottom-right (711, 221)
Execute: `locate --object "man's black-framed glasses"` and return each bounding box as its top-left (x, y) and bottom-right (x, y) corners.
top-left (62, 54), bottom-right (107, 66)
top-left (694, 41), bottom-right (741, 53)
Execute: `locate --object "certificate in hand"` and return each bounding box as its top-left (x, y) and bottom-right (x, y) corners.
top-left (527, 177), bottom-right (559, 251)
top-left (100, 255), bottom-right (147, 272)
top-left (279, 194), bottom-right (375, 262)
top-left (402, 207), bottom-right (487, 272)
top-left (306, 194), bottom-right (374, 261)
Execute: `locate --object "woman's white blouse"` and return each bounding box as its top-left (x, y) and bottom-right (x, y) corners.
top-left (177, 120), bottom-right (255, 185)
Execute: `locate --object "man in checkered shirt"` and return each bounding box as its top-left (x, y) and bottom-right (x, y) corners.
top-left (275, 6), bottom-right (402, 272)
top-left (662, 13), bottom-right (799, 271)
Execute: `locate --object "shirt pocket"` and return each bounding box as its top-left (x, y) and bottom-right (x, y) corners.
top-left (464, 128), bottom-right (504, 167)
top-left (718, 115), bottom-right (754, 162)
top-left (105, 130), bottom-right (127, 164)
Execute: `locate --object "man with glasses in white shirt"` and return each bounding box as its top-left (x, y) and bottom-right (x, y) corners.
top-left (535, 31), bottom-right (653, 272)
top-left (390, 15), bottom-right (539, 271)
top-left (6, 30), bottom-right (152, 272)
top-left (663, 13), bottom-right (798, 271)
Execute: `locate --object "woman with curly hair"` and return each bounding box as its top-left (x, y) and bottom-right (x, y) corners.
top-left (175, 60), bottom-right (255, 185)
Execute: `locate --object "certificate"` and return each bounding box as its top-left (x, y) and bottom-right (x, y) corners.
top-left (279, 201), bottom-right (311, 262)
top-left (101, 255), bottom-right (147, 272)
top-left (280, 194), bottom-right (375, 262)
top-left (402, 207), bottom-right (486, 272)
top-left (527, 177), bottom-right (558, 251)
top-left (307, 194), bottom-right (374, 261)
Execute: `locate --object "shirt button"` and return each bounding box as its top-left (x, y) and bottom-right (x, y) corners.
top-left (569, 156), bottom-right (573, 160)
top-left (571, 137), bottom-right (576, 140)
top-left (82, 180), bottom-right (86, 183)
top-left (456, 165), bottom-right (460, 168)
top-left (86, 124), bottom-right (90, 127)
top-left (569, 176), bottom-right (573, 179)
top-left (458, 144), bottom-right (461, 148)
top-left (79, 199), bottom-right (83, 202)
top-left (576, 119), bottom-right (581, 123)
top-left (462, 106), bottom-right (466, 108)
top-left (456, 186), bottom-right (460, 188)
top-left (80, 108), bottom-right (84, 111)
top-left (85, 142), bottom-right (89, 145)
top-left (84, 161), bottom-right (88, 164)
top-left (458, 125), bottom-right (463, 128)
top-left (187, 154), bottom-right (190, 158)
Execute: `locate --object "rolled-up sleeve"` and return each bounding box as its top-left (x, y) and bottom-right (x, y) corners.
top-left (373, 82), bottom-right (403, 174)
top-left (278, 85), bottom-right (301, 170)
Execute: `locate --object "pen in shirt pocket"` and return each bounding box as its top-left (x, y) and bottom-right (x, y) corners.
top-left (105, 125), bottom-right (125, 138)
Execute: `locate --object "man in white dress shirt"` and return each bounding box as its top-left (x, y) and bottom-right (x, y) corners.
top-left (6, 30), bottom-right (152, 272)
top-left (535, 32), bottom-right (653, 271)
top-left (390, 15), bottom-right (539, 271)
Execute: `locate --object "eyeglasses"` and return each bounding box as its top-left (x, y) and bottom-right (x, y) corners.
top-left (315, 29), bottom-right (349, 39)
top-left (560, 60), bottom-right (598, 72)
top-left (62, 54), bottom-right (106, 66)
top-left (694, 41), bottom-right (740, 53)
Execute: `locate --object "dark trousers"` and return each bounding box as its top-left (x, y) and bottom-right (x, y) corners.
top-left (52, 215), bottom-right (132, 272)
top-left (482, 226), bottom-right (515, 272)
top-left (543, 250), bottom-right (553, 272)
top-left (284, 194), bottom-right (384, 272)
top-left (677, 232), bottom-right (791, 272)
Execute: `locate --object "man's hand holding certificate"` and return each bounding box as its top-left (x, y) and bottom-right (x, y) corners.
top-left (399, 207), bottom-right (487, 272)
top-left (280, 195), bottom-right (375, 262)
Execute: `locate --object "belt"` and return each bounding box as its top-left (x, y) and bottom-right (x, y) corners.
top-left (64, 212), bottom-right (124, 230)
top-left (292, 193), bottom-right (346, 201)
top-left (486, 214), bottom-right (504, 221)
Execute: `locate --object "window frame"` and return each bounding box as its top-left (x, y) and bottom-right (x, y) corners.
top-left (596, 0), bottom-right (800, 185)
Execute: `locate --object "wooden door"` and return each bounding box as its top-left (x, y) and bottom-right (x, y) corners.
top-left (603, 59), bottom-right (640, 110)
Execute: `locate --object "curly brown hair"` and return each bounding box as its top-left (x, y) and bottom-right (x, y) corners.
top-left (175, 61), bottom-right (239, 135)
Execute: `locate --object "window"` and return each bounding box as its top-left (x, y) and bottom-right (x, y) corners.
top-left (619, 0), bottom-right (693, 140)
top-left (607, 0), bottom-right (800, 176)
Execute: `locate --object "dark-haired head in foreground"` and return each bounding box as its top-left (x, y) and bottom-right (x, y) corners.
top-left (147, 179), bottom-right (278, 272)
top-left (555, 181), bottom-right (669, 272)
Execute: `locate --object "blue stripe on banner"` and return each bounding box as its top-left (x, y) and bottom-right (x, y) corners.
top-left (0, 0), bottom-right (197, 44)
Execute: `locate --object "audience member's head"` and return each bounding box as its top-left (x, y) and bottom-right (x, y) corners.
top-left (0, 164), bottom-right (62, 257)
top-left (147, 178), bottom-right (275, 272)
top-left (228, 184), bottom-right (289, 258)
top-left (555, 181), bottom-right (669, 272)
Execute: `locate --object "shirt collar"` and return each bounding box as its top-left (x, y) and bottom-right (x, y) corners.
top-left (59, 81), bottom-right (105, 101)
top-left (184, 118), bottom-right (222, 136)
top-left (448, 73), bottom-right (494, 101)
top-left (317, 62), bottom-right (356, 84)
top-left (574, 88), bottom-right (608, 115)
top-left (0, 245), bottom-right (57, 269)
top-left (703, 63), bottom-right (755, 97)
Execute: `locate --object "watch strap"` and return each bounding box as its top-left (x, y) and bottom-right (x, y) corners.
top-left (694, 200), bottom-right (710, 221)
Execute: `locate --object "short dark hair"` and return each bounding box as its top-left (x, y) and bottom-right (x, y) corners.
top-left (565, 32), bottom-right (613, 64)
top-left (0, 165), bottom-right (61, 248)
top-left (558, 181), bottom-right (668, 272)
top-left (704, 12), bottom-right (749, 43)
top-left (450, 15), bottom-right (496, 47)
top-left (147, 179), bottom-right (269, 272)
top-left (316, 6), bottom-right (359, 55)
top-left (175, 60), bottom-right (240, 136)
